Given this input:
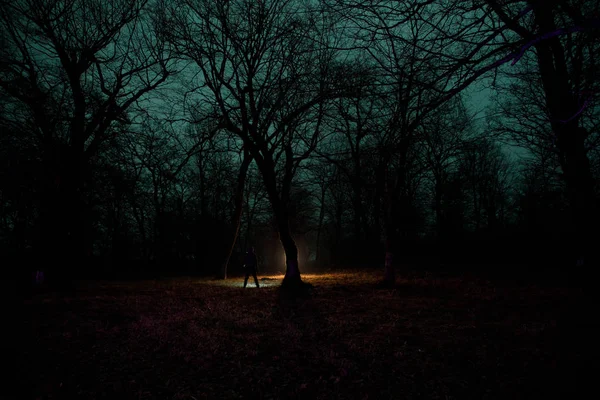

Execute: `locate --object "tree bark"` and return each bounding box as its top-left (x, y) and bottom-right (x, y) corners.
top-left (278, 214), bottom-right (301, 286)
top-left (220, 151), bottom-right (252, 279)
top-left (532, 4), bottom-right (598, 268)
top-left (255, 156), bottom-right (303, 288)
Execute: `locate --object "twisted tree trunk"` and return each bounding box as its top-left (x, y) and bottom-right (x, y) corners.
top-left (255, 155), bottom-right (303, 289)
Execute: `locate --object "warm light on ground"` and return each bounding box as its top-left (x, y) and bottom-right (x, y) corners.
top-left (24, 269), bottom-right (580, 399)
top-left (203, 271), bottom-right (380, 288)
top-left (207, 275), bottom-right (285, 288)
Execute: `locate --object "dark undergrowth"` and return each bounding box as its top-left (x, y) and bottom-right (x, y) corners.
top-left (21, 269), bottom-right (597, 399)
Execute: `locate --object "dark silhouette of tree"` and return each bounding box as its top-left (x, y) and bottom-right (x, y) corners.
top-left (4, 0), bottom-right (598, 286)
top-left (220, 149), bottom-right (252, 279)
top-left (458, 137), bottom-right (515, 233)
top-left (304, 159), bottom-right (338, 265)
top-left (158, 0), bottom-right (361, 288)
top-left (482, 0), bottom-right (600, 266)
top-left (486, 16), bottom-right (600, 264)
top-left (0, 0), bottom-right (174, 285)
top-left (324, 1), bottom-right (483, 284)
top-left (420, 96), bottom-right (473, 238)
top-left (326, 0), bottom-right (599, 279)
top-left (313, 72), bottom-right (383, 265)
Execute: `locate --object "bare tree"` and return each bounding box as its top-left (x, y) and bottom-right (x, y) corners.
top-left (324, 1), bottom-right (466, 284)
top-left (459, 137), bottom-right (515, 233)
top-left (325, 0), bottom-right (600, 278)
top-left (0, 0), bottom-right (174, 282)
top-left (313, 75), bottom-right (382, 261)
top-left (420, 95), bottom-right (473, 237)
top-left (481, 0), bottom-right (600, 266)
top-left (159, 0), bottom-right (360, 288)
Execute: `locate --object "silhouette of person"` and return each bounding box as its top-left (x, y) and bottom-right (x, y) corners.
top-left (243, 247), bottom-right (260, 288)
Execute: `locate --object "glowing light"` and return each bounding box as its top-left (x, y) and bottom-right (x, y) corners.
top-left (205, 275), bottom-right (285, 288)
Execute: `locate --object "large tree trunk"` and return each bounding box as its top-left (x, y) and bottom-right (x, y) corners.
top-left (558, 125), bottom-right (596, 266)
top-left (256, 157), bottom-right (304, 288)
top-left (533, 4), bottom-right (598, 268)
top-left (220, 151), bottom-right (252, 279)
top-left (278, 214), bottom-right (301, 286)
top-left (267, 188), bottom-right (302, 286)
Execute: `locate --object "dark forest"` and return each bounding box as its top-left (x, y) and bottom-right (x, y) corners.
top-left (6, 0), bottom-right (599, 398)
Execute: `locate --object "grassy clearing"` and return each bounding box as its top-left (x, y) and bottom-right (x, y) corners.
top-left (22, 270), bottom-right (597, 399)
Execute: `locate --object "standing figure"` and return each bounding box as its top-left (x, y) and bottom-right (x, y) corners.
top-left (243, 247), bottom-right (260, 288)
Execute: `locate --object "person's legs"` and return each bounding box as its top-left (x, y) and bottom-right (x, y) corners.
top-left (244, 272), bottom-right (250, 288)
top-left (253, 271), bottom-right (259, 288)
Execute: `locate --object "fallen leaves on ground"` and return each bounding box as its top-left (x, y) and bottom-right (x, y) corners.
top-left (21, 270), bottom-right (598, 399)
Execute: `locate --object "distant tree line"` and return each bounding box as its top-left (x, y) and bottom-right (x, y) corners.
top-left (1, 0), bottom-right (598, 287)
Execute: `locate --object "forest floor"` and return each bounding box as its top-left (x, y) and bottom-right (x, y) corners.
top-left (21, 269), bottom-right (597, 400)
